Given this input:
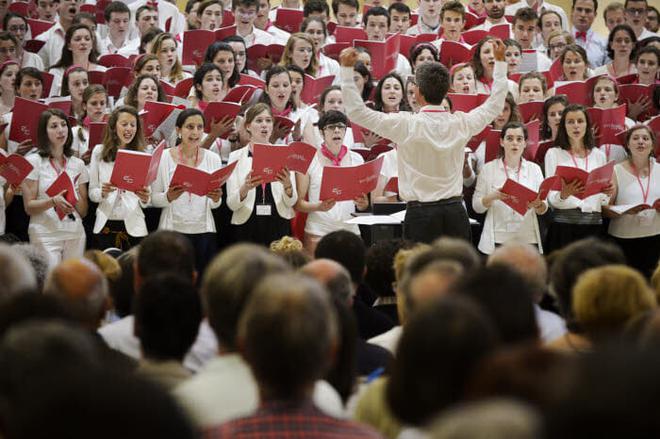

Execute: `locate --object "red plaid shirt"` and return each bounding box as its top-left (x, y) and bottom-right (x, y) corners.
top-left (202, 400), bottom-right (383, 439)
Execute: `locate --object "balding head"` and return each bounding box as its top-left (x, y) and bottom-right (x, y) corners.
top-left (0, 244), bottom-right (37, 302)
top-left (488, 244), bottom-right (547, 302)
top-left (300, 259), bottom-right (353, 306)
top-left (44, 259), bottom-right (109, 330)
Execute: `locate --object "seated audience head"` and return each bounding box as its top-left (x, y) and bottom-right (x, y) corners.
top-left (84, 250), bottom-right (122, 285)
top-left (365, 239), bottom-right (413, 301)
top-left (109, 248), bottom-right (138, 319)
top-left (10, 244), bottom-right (48, 294)
top-left (488, 243), bottom-right (548, 303)
top-left (386, 296), bottom-right (498, 427)
top-left (572, 265), bottom-right (656, 343)
top-left (270, 236), bottom-right (310, 268)
top-left (431, 236), bottom-right (481, 272)
top-left (239, 273), bottom-right (338, 401)
top-left (135, 230), bottom-right (196, 286)
top-left (43, 259), bottom-right (109, 331)
top-left (315, 230), bottom-right (366, 286)
top-left (202, 244), bottom-right (289, 350)
top-left (0, 245), bottom-right (37, 303)
top-left (301, 258), bottom-right (353, 306)
top-left (452, 265), bottom-right (539, 345)
top-left (549, 237), bottom-right (626, 328)
top-left (134, 273), bottom-right (202, 362)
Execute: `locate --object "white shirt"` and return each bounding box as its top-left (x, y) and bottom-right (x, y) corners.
top-left (263, 22), bottom-right (291, 45)
top-left (88, 144), bottom-right (149, 236)
top-left (544, 147), bottom-right (608, 213)
top-left (341, 61), bottom-right (508, 202)
top-left (36, 21), bottom-right (66, 69)
top-left (571, 27), bottom-right (608, 68)
top-left (475, 78), bottom-right (520, 102)
top-left (518, 49), bottom-right (553, 73)
top-left (239, 26), bottom-right (275, 48)
top-left (395, 53), bottom-right (412, 78)
top-left (472, 18), bottom-right (510, 32)
top-left (378, 148), bottom-right (398, 197)
top-left (405, 18), bottom-right (441, 36)
top-left (318, 53), bottom-right (341, 84)
top-left (304, 149), bottom-right (363, 237)
top-left (21, 51), bottom-right (45, 70)
top-left (98, 34), bottom-right (141, 57)
top-left (367, 325), bottom-right (402, 354)
top-left (128, 0), bottom-right (186, 39)
top-left (473, 158), bottom-right (546, 254)
top-left (150, 148), bottom-right (223, 234)
top-left (609, 160), bottom-right (660, 239)
top-left (505, 1), bottom-right (569, 32)
top-left (98, 316), bottom-right (219, 372)
top-left (174, 354), bottom-right (345, 429)
top-left (25, 153), bottom-right (89, 241)
top-left (535, 304), bottom-right (567, 343)
top-left (225, 146), bottom-right (298, 225)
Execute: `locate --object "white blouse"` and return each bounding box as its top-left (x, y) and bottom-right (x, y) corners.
top-left (545, 147), bottom-right (609, 213)
top-left (378, 148), bottom-right (398, 197)
top-left (304, 149), bottom-right (364, 237)
top-left (25, 153), bottom-right (89, 241)
top-left (609, 160), bottom-right (660, 239)
top-left (88, 144), bottom-right (149, 236)
top-left (151, 148), bottom-right (223, 234)
top-left (473, 158), bottom-right (546, 254)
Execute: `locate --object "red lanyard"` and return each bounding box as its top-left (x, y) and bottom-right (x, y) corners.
top-left (569, 150), bottom-right (588, 170)
top-left (631, 161), bottom-right (652, 203)
top-left (502, 158), bottom-right (521, 181)
top-left (49, 157), bottom-right (67, 176)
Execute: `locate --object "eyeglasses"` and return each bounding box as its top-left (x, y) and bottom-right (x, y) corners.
top-left (324, 124), bottom-right (347, 131)
top-left (8, 25), bottom-right (27, 32)
top-left (625, 7), bottom-right (646, 15)
top-left (0, 47), bottom-right (17, 54)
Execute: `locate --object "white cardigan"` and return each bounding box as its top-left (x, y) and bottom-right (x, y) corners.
top-left (473, 158), bottom-right (546, 254)
top-left (88, 144), bottom-right (149, 237)
top-left (226, 146), bottom-right (298, 225)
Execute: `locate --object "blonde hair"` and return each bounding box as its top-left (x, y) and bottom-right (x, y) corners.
top-left (150, 33), bottom-right (185, 83)
top-left (573, 265), bottom-right (656, 340)
top-left (270, 236), bottom-right (304, 253)
top-left (84, 250), bottom-right (122, 283)
top-left (280, 33), bottom-right (318, 76)
top-left (393, 243), bottom-right (431, 324)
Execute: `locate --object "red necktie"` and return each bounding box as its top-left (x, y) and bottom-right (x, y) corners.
top-left (575, 31), bottom-right (587, 41)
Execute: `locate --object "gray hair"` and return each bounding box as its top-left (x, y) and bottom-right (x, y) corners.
top-left (0, 244), bottom-right (37, 302)
top-left (12, 244), bottom-right (50, 293)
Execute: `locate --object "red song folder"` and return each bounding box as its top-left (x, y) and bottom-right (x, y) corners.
top-left (251, 142), bottom-right (316, 182)
top-left (518, 101), bottom-right (544, 124)
top-left (88, 122), bottom-right (107, 150)
top-left (300, 74), bottom-right (335, 105)
top-left (438, 40), bottom-right (472, 69)
top-left (334, 26), bottom-right (368, 43)
top-left (24, 39), bottom-right (46, 54)
top-left (384, 176), bottom-right (398, 193)
top-left (110, 141), bottom-right (166, 192)
top-left (322, 42), bottom-right (351, 60)
top-left (143, 101), bottom-right (185, 139)
top-left (9, 97), bottom-right (45, 143)
top-left (524, 139), bottom-right (553, 164)
top-left (169, 160), bottom-right (237, 196)
top-left (202, 101), bottom-right (241, 135)
top-left (246, 43), bottom-right (285, 72)
top-left (397, 33), bottom-right (437, 60)
top-left (554, 75), bottom-right (606, 106)
top-left (159, 77), bottom-right (194, 99)
top-left (45, 170), bottom-right (78, 220)
top-left (88, 67), bottom-right (133, 98)
top-left (98, 54), bottom-right (133, 68)
top-left (500, 178), bottom-right (539, 216)
top-left (608, 200), bottom-right (660, 214)
top-left (587, 105), bottom-right (627, 145)
top-left (319, 155), bottom-right (384, 201)
top-left (181, 26), bottom-right (237, 66)
top-left (238, 73), bottom-right (266, 89)
top-left (275, 8), bottom-right (304, 33)
top-left (446, 93), bottom-right (489, 113)
top-left (27, 18), bottom-right (54, 38)
top-left (464, 11), bottom-right (486, 30)
top-left (554, 161), bottom-right (615, 199)
top-left (618, 84), bottom-right (657, 121)
top-left (222, 85), bottom-right (258, 103)
top-left (0, 150), bottom-right (33, 186)
top-left (353, 34), bottom-right (400, 79)
top-left (484, 128), bottom-right (501, 164)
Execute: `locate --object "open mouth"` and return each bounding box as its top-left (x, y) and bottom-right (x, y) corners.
top-left (461, 85), bottom-right (470, 93)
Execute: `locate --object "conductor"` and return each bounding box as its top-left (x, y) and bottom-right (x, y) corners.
top-left (339, 40), bottom-right (509, 243)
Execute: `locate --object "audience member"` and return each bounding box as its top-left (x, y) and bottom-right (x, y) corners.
top-left (0, 244), bottom-right (36, 302)
top-left (11, 243), bottom-right (49, 294)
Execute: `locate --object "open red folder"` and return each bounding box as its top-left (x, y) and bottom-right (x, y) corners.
top-left (40, 71), bottom-right (54, 98)
top-left (334, 26), bottom-right (368, 43)
top-left (169, 160), bottom-right (238, 196)
top-left (322, 42), bottom-right (351, 60)
top-left (9, 97), bottom-right (46, 143)
top-left (223, 85), bottom-right (257, 103)
top-left (500, 178), bottom-right (540, 216)
top-left (275, 8), bottom-right (304, 33)
top-left (619, 84), bottom-right (657, 121)
top-left (397, 33), bottom-right (437, 60)
top-left (24, 39), bottom-right (46, 54)
top-left (524, 138), bottom-right (553, 164)
top-left (110, 141), bottom-right (166, 192)
top-left (353, 34), bottom-right (400, 79)
top-left (274, 115), bottom-right (295, 134)
top-left (300, 74), bottom-right (335, 105)
top-left (181, 26), bottom-right (237, 65)
top-left (88, 67), bottom-right (132, 98)
top-left (0, 150), bottom-right (33, 186)
top-left (554, 75), bottom-right (605, 106)
top-left (159, 78), bottom-right (194, 99)
top-left (518, 101), bottom-right (544, 124)
top-left (98, 54), bottom-right (133, 68)
top-left (223, 10), bottom-right (235, 26)
top-left (319, 155), bottom-right (384, 201)
top-left (238, 74), bottom-right (266, 89)
top-left (351, 122), bottom-right (392, 149)
top-left (251, 142), bottom-right (316, 183)
top-left (27, 18), bottom-right (54, 38)
top-left (438, 41), bottom-right (472, 69)
top-left (553, 161), bottom-right (615, 199)
top-left (202, 101), bottom-right (241, 135)
top-left (609, 200), bottom-right (660, 214)
top-left (46, 171), bottom-right (78, 220)
top-left (461, 24), bottom-right (510, 45)
top-left (88, 122), bottom-right (107, 150)
top-left (614, 73), bottom-right (638, 85)
top-left (352, 144), bottom-right (393, 162)
top-left (446, 93), bottom-right (488, 113)
top-left (246, 43), bottom-right (285, 72)
top-left (384, 177), bottom-right (399, 193)
top-left (645, 115), bottom-right (660, 158)
top-left (143, 101), bottom-right (185, 139)
top-left (484, 129), bottom-right (501, 164)
top-left (587, 105), bottom-right (627, 145)
top-left (464, 11), bottom-right (486, 30)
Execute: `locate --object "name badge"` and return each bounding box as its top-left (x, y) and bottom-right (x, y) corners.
top-left (256, 204), bottom-right (272, 216)
top-left (506, 221), bottom-right (522, 233)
